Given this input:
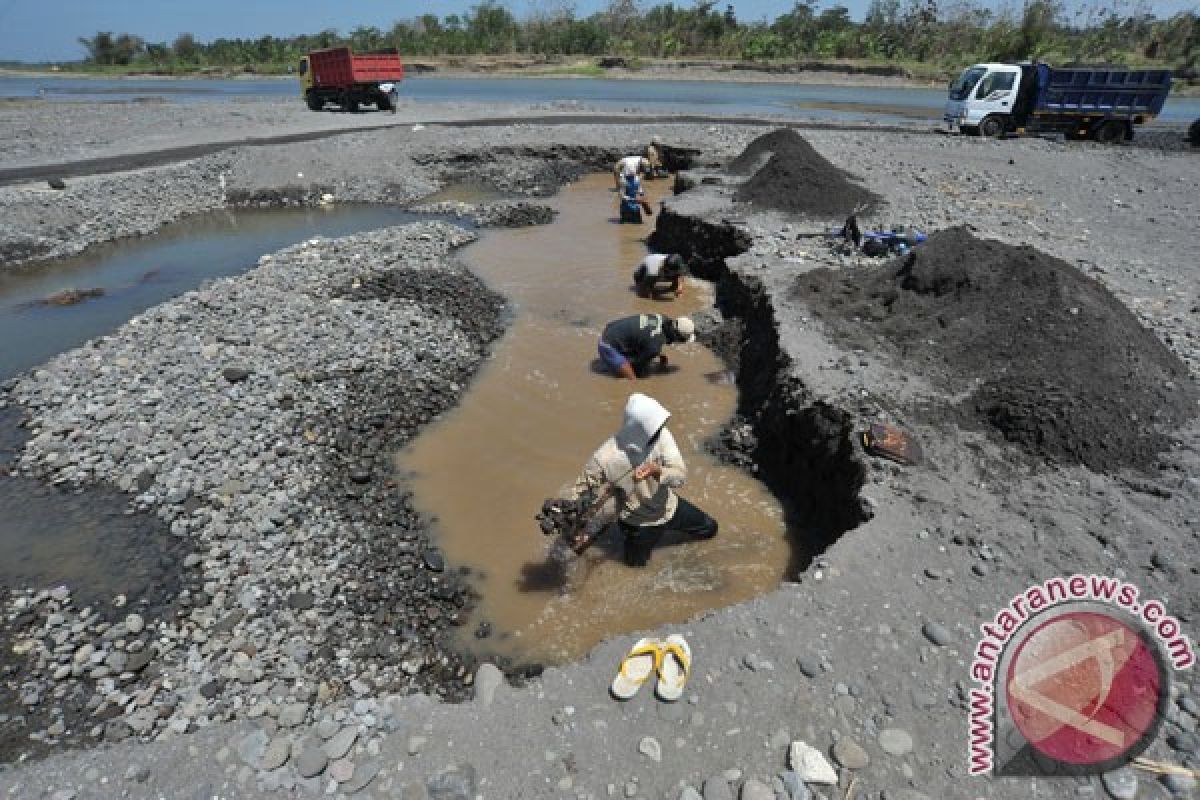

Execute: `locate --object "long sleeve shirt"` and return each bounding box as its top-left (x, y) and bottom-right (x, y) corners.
top-left (572, 428), bottom-right (686, 528)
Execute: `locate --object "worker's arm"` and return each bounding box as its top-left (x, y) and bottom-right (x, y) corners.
top-left (568, 452), bottom-right (609, 500)
top-left (657, 429), bottom-right (687, 487)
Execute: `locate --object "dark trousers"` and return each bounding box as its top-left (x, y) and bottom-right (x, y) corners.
top-left (621, 497), bottom-right (718, 567)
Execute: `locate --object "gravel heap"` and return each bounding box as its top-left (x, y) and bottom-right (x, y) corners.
top-left (731, 128), bottom-right (879, 218)
top-left (2, 221), bottom-right (506, 761)
top-left (791, 226), bottom-right (1197, 472)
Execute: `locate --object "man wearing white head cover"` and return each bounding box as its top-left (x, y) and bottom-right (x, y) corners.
top-left (569, 393), bottom-right (718, 566)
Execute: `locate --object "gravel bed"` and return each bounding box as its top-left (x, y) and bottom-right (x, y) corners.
top-left (2, 222), bottom-right (505, 759)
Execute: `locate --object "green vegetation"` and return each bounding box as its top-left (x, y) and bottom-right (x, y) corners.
top-left (63, 1), bottom-right (1199, 82)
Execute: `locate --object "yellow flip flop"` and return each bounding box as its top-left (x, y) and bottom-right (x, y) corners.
top-left (655, 634), bottom-right (691, 702)
top-left (611, 638), bottom-right (661, 700)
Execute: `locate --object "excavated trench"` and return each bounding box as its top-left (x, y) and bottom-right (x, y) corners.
top-left (649, 207), bottom-right (868, 548)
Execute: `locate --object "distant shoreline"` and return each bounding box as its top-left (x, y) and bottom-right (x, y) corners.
top-left (3, 61), bottom-right (1196, 97)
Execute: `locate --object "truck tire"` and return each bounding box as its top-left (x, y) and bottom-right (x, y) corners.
top-left (1093, 120), bottom-right (1126, 144)
top-left (1188, 118), bottom-right (1200, 147)
top-left (376, 94), bottom-right (392, 112)
top-left (979, 115), bottom-right (1006, 138)
top-left (305, 91), bottom-right (323, 112)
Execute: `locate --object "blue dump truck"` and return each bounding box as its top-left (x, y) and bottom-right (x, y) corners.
top-left (944, 62), bottom-right (1172, 143)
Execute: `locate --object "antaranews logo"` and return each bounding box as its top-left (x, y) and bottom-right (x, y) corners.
top-left (967, 574), bottom-right (1194, 777)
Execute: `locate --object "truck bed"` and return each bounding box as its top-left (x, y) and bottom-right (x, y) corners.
top-left (309, 47), bottom-right (404, 87)
top-left (1036, 66), bottom-right (1171, 117)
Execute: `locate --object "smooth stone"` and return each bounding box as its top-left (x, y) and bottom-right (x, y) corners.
top-left (788, 741), bottom-right (837, 785)
top-left (293, 738), bottom-right (328, 779)
top-left (778, 772), bottom-right (811, 800)
top-left (638, 736), bottom-right (662, 763)
top-left (702, 775), bottom-right (735, 800)
top-left (261, 736), bottom-right (291, 772)
top-left (323, 726), bottom-right (357, 760)
top-left (222, 367), bottom-right (251, 383)
top-left (342, 759), bottom-right (381, 794)
top-left (680, 789), bottom-right (703, 800)
top-left (474, 663), bottom-right (503, 707)
top-left (278, 702), bottom-right (308, 728)
top-left (832, 737), bottom-right (869, 769)
top-left (922, 621), bottom-right (953, 646)
top-left (879, 728), bottom-right (914, 756)
top-left (124, 614), bottom-right (145, 634)
top-left (1101, 768), bottom-right (1138, 800)
top-left (739, 779), bottom-right (773, 800)
top-left (427, 763), bottom-right (477, 800)
top-left (327, 758), bottom-right (354, 783)
top-left (1163, 772), bottom-right (1197, 793)
top-left (237, 729), bottom-right (269, 768)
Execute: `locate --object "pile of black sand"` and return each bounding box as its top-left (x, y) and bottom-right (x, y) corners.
top-left (791, 226), bottom-right (1196, 473)
top-left (729, 128), bottom-right (879, 217)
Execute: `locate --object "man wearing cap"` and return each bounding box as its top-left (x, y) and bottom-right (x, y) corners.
top-left (598, 313), bottom-right (696, 381)
top-left (569, 393), bottom-right (717, 566)
top-left (633, 253), bottom-right (687, 298)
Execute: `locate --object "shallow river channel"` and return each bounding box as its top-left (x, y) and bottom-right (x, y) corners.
top-left (397, 174), bottom-right (791, 664)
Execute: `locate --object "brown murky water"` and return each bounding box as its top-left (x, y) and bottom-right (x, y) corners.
top-left (396, 174), bottom-right (790, 664)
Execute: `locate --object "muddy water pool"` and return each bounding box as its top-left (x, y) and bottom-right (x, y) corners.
top-left (397, 174), bottom-right (792, 664)
top-left (0, 205), bottom-right (456, 382)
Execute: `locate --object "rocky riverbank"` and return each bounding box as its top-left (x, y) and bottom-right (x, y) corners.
top-left (0, 110), bottom-right (1198, 799)
top-left (1, 222), bottom-right (506, 763)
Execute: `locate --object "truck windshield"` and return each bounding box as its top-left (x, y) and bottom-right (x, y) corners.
top-left (949, 67), bottom-right (986, 101)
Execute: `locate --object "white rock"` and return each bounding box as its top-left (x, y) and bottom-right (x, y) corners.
top-left (638, 736), bottom-right (662, 763)
top-left (788, 740), bottom-right (837, 785)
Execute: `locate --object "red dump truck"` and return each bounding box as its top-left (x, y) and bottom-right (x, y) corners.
top-left (299, 47), bottom-right (404, 112)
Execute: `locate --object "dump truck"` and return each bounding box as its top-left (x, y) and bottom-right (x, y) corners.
top-left (944, 62), bottom-right (1171, 142)
top-left (299, 47), bottom-right (404, 112)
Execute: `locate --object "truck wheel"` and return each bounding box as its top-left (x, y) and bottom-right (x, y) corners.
top-left (1187, 118), bottom-right (1200, 147)
top-left (979, 115), bottom-right (1005, 138)
top-left (376, 94), bottom-right (393, 112)
top-left (345, 98), bottom-right (359, 113)
top-left (1093, 120), bottom-right (1126, 144)
top-left (305, 92), bottom-right (323, 112)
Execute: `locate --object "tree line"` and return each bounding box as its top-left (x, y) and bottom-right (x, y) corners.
top-left (76, 0), bottom-right (1198, 77)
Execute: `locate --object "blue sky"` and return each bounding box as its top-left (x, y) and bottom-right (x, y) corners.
top-left (0, 0), bottom-right (1193, 63)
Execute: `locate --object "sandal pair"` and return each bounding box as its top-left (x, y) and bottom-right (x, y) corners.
top-left (610, 635), bottom-right (691, 702)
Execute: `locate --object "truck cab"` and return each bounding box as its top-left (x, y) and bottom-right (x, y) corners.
top-left (944, 63), bottom-right (1022, 137)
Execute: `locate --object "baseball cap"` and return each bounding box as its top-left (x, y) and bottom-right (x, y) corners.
top-left (674, 316), bottom-right (696, 343)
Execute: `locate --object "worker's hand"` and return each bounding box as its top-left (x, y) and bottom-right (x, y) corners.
top-left (633, 462), bottom-right (662, 482)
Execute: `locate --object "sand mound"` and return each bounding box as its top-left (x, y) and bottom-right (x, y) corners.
top-left (729, 128), bottom-right (879, 218)
top-left (791, 227), bottom-right (1196, 473)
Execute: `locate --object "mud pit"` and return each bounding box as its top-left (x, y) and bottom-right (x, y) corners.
top-left (397, 175), bottom-right (792, 664)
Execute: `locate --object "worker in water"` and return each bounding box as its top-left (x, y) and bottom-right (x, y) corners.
top-left (598, 313), bottom-right (695, 381)
top-left (613, 154), bottom-right (650, 191)
top-left (619, 171), bottom-right (646, 224)
top-left (570, 393), bottom-right (717, 566)
top-left (633, 253), bottom-right (687, 298)
top-left (644, 136), bottom-right (666, 178)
